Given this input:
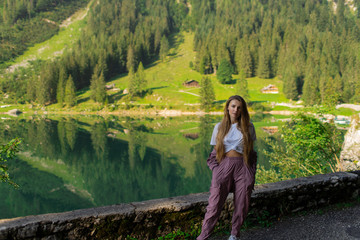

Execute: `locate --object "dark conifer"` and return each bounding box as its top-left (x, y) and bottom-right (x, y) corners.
top-left (64, 75), bottom-right (77, 107)
top-left (127, 45), bottom-right (137, 72)
top-left (235, 40), bottom-right (252, 77)
top-left (57, 66), bottom-right (66, 106)
top-left (217, 59), bottom-right (233, 84)
top-left (283, 67), bottom-right (299, 100)
top-left (200, 76), bottom-right (215, 112)
top-left (159, 35), bottom-right (169, 61)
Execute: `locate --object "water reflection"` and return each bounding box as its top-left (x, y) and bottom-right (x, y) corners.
top-left (0, 115), bottom-right (281, 219)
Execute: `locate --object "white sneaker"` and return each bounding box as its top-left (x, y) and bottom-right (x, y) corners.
top-left (228, 235), bottom-right (240, 240)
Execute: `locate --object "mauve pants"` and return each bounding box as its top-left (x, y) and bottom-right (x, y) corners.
top-left (197, 149), bottom-right (256, 240)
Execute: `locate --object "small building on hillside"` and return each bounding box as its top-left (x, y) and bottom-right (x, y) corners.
top-left (183, 80), bottom-right (200, 88)
top-left (106, 83), bottom-right (115, 90)
top-left (261, 126), bottom-right (279, 134)
top-left (261, 84), bottom-right (279, 93)
top-left (183, 133), bottom-right (199, 140)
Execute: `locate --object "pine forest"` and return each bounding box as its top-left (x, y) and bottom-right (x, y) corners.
top-left (1, 0), bottom-right (360, 107)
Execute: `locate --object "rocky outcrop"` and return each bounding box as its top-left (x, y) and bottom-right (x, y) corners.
top-left (7, 109), bottom-right (22, 116)
top-left (340, 114), bottom-right (360, 171)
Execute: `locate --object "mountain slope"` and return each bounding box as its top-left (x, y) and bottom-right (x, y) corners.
top-left (74, 31), bottom-right (288, 110)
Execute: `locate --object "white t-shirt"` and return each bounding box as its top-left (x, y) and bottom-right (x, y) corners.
top-left (210, 122), bottom-right (256, 154)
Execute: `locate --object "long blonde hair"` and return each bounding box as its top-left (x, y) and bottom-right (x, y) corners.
top-left (215, 95), bottom-right (254, 166)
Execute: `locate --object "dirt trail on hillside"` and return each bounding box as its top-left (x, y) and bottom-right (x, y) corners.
top-left (6, 1), bottom-right (95, 73)
top-left (60, 1), bottom-right (92, 28)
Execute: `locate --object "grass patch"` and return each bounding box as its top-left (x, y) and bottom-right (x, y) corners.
top-left (331, 107), bottom-right (360, 116)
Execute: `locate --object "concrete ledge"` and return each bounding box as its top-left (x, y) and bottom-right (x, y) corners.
top-left (1, 171), bottom-right (359, 240)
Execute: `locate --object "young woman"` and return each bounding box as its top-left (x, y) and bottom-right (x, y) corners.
top-left (197, 95), bottom-right (257, 240)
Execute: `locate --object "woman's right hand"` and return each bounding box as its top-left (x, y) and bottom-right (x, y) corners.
top-left (207, 148), bottom-right (219, 171)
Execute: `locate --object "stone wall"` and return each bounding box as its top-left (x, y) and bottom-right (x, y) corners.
top-left (1, 171), bottom-right (359, 240)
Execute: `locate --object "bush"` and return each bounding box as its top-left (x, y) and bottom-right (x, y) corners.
top-left (1, 138), bottom-right (21, 188)
top-left (264, 113), bottom-right (344, 181)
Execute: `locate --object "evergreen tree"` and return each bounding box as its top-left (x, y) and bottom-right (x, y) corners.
top-left (302, 66), bottom-right (321, 106)
top-left (64, 75), bottom-right (76, 107)
top-left (98, 51), bottom-right (108, 79)
top-left (57, 66), bottom-right (66, 106)
top-left (283, 67), bottom-right (299, 100)
top-left (235, 40), bottom-right (252, 77)
top-left (90, 64), bottom-right (100, 101)
top-left (128, 62), bottom-right (147, 98)
top-left (159, 35), bottom-right (169, 61)
top-left (199, 76), bottom-right (215, 112)
top-left (127, 45), bottom-right (137, 72)
top-left (217, 59), bottom-right (233, 84)
top-left (128, 67), bottom-right (138, 98)
top-left (95, 72), bottom-right (107, 103)
top-left (257, 44), bottom-right (271, 79)
top-left (90, 70), bottom-right (107, 104)
top-left (26, 72), bottom-right (37, 102)
top-left (199, 56), bottom-right (206, 74)
top-left (136, 62), bottom-right (147, 95)
top-left (236, 70), bottom-right (250, 102)
top-left (351, 81), bottom-right (360, 103)
top-left (336, 0), bottom-right (345, 27)
top-left (320, 76), bottom-right (341, 107)
top-left (154, 28), bottom-right (162, 53)
top-left (37, 62), bottom-right (57, 105)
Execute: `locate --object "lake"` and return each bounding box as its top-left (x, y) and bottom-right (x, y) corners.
top-left (0, 113), bottom-right (284, 219)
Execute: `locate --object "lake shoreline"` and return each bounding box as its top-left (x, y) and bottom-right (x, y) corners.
top-left (1, 109), bottom-right (295, 117)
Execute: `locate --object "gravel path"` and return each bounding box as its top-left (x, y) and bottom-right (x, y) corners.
top-left (209, 202), bottom-right (360, 240)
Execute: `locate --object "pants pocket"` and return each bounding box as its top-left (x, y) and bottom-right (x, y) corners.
top-left (244, 165), bottom-right (255, 190)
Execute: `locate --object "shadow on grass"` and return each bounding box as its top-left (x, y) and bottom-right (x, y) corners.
top-left (214, 100), bottom-right (227, 104)
top-left (146, 59), bottom-right (160, 69)
top-left (108, 86), bottom-right (168, 102)
top-left (109, 91), bottom-right (125, 102)
top-left (77, 96), bottom-right (90, 104)
top-left (149, 86), bottom-right (168, 91)
top-left (109, 72), bottom-right (128, 81)
top-left (249, 100), bottom-right (267, 105)
top-left (169, 32), bottom-right (184, 51)
top-left (225, 79), bottom-right (237, 84)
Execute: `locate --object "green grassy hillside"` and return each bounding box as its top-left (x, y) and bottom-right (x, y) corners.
top-left (4, 15), bottom-right (289, 113)
top-left (6, 0), bottom-right (92, 69)
top-left (71, 31), bottom-right (289, 112)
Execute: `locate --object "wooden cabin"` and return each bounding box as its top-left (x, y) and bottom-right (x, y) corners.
top-left (183, 80), bottom-right (200, 88)
top-left (183, 133), bottom-right (199, 140)
top-left (261, 84), bottom-right (279, 93)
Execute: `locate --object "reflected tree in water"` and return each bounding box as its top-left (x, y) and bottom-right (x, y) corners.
top-left (65, 119), bottom-right (78, 150)
top-left (58, 118), bottom-right (78, 154)
top-left (57, 120), bottom-right (67, 154)
top-left (90, 120), bottom-right (108, 162)
top-left (32, 119), bottom-right (58, 158)
top-left (127, 122), bottom-right (148, 170)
